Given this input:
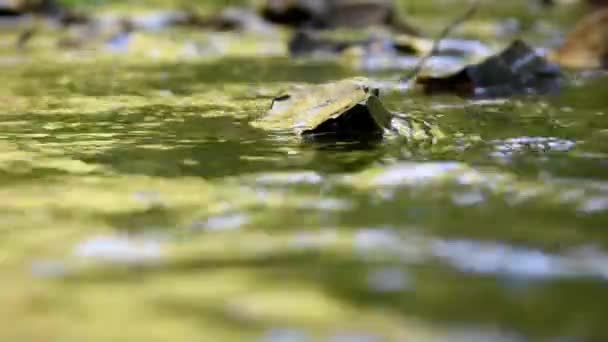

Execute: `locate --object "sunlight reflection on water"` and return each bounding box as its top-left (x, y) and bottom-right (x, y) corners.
top-left (354, 228), bottom-right (608, 281)
top-left (73, 234), bottom-right (163, 264)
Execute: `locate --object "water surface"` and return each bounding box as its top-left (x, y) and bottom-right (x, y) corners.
top-left (1, 2), bottom-right (608, 341)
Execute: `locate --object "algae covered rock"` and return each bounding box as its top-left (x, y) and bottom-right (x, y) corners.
top-left (252, 78), bottom-right (443, 143)
top-left (252, 78), bottom-right (390, 139)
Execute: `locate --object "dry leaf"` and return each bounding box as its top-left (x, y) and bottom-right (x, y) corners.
top-left (552, 8), bottom-right (608, 69)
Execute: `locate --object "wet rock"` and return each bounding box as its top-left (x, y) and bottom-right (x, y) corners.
top-left (252, 78), bottom-right (392, 140)
top-left (418, 40), bottom-right (562, 98)
top-left (288, 31), bottom-right (415, 59)
top-left (260, 0), bottom-right (326, 27)
top-left (289, 31), bottom-right (490, 75)
top-left (288, 31), bottom-right (420, 54)
top-left (0, 0), bottom-right (85, 24)
top-left (288, 30), bottom-right (353, 57)
top-left (173, 7), bottom-right (276, 33)
top-left (0, 0), bottom-right (22, 17)
top-left (260, 0), bottom-right (418, 34)
top-left (253, 78), bottom-right (443, 142)
top-left (327, 0), bottom-right (412, 31)
top-left (541, 0), bottom-right (555, 7)
top-left (216, 7), bottom-right (276, 33)
top-left (587, 0), bottom-right (608, 9)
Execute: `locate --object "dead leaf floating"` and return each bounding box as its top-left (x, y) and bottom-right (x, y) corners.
top-left (552, 8), bottom-right (608, 69)
top-left (418, 40), bottom-right (562, 98)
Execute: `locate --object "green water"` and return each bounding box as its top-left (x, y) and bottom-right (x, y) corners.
top-left (2, 1), bottom-right (608, 341)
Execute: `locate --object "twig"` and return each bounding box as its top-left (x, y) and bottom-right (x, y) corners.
top-left (16, 28), bottom-right (37, 50)
top-left (402, 0), bottom-right (480, 86)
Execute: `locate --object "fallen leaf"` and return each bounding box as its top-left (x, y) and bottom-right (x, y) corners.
top-left (552, 8), bottom-right (608, 69)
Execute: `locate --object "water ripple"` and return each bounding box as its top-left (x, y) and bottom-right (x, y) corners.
top-left (354, 229), bottom-right (608, 281)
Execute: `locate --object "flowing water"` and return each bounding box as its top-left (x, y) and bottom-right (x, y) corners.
top-left (1, 1), bottom-right (608, 341)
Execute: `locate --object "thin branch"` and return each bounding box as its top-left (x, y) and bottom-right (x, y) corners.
top-left (402, 0), bottom-right (480, 85)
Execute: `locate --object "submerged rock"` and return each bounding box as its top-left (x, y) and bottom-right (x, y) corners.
top-left (327, 0), bottom-right (415, 32)
top-left (288, 31), bottom-right (490, 74)
top-left (252, 78), bottom-right (391, 140)
top-left (418, 40), bottom-right (562, 98)
top-left (252, 78), bottom-right (443, 143)
top-left (288, 31), bottom-right (416, 58)
top-left (288, 30), bottom-right (354, 57)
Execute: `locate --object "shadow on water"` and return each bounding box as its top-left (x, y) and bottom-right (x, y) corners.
top-left (76, 114), bottom-right (390, 178)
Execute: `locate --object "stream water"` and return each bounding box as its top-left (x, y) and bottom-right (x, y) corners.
top-left (1, 1), bottom-right (608, 341)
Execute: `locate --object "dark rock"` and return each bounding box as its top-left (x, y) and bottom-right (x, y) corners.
top-left (260, 0), bottom-right (418, 34)
top-left (260, 0), bottom-right (326, 28)
top-left (288, 31), bottom-right (354, 57)
top-left (288, 31), bottom-right (417, 58)
top-left (418, 40), bottom-right (562, 98)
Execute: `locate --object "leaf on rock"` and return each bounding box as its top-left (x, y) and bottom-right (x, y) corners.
top-left (552, 8), bottom-right (608, 69)
top-left (251, 78), bottom-right (392, 140)
top-left (418, 40), bottom-right (562, 98)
